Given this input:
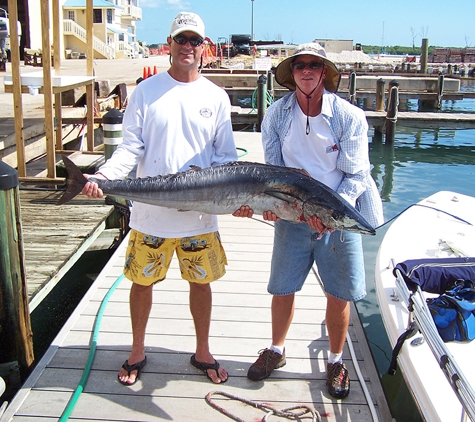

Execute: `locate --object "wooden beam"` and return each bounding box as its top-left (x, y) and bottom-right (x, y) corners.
top-left (40, 0), bottom-right (56, 178)
top-left (86, 0), bottom-right (94, 151)
top-left (7, 0), bottom-right (26, 177)
top-left (53, 0), bottom-right (63, 150)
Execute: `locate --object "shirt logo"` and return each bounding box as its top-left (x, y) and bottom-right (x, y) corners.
top-left (200, 108), bottom-right (212, 118)
top-left (326, 144), bottom-right (339, 153)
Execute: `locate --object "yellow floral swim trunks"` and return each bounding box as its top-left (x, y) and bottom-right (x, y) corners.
top-left (123, 229), bottom-right (227, 285)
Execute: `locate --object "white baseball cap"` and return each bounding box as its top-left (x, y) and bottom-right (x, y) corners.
top-left (170, 12), bottom-right (205, 39)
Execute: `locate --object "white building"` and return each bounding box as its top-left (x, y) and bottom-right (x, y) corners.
top-left (1, 0), bottom-right (144, 60)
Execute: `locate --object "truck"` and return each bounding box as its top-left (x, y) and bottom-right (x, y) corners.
top-left (220, 34), bottom-right (252, 58)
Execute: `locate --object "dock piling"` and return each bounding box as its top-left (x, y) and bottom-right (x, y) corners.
top-left (256, 74), bottom-right (267, 132)
top-left (0, 161), bottom-right (34, 398)
top-left (375, 78), bottom-right (386, 112)
top-left (437, 74), bottom-right (445, 109)
top-left (385, 83), bottom-right (399, 143)
top-left (348, 71), bottom-right (357, 104)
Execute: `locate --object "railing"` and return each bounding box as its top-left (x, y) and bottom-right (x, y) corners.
top-left (122, 4), bottom-right (142, 20)
top-left (117, 41), bottom-right (134, 58)
top-left (63, 19), bottom-right (115, 59)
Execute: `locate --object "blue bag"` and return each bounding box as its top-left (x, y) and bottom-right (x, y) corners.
top-left (427, 280), bottom-right (475, 342)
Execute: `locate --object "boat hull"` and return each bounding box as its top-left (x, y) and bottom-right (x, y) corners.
top-left (375, 191), bottom-right (475, 422)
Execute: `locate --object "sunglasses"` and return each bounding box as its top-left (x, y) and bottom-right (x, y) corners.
top-left (291, 61), bottom-right (324, 71)
top-left (173, 35), bottom-right (204, 47)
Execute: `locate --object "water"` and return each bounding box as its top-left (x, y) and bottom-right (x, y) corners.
top-left (357, 79), bottom-right (475, 421)
top-left (30, 250), bottom-right (112, 361)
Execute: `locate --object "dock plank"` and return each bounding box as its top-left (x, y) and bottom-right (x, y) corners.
top-left (19, 188), bottom-right (114, 311)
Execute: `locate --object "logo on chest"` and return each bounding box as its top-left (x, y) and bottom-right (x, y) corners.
top-left (325, 144), bottom-right (339, 154)
top-left (200, 108), bottom-right (213, 118)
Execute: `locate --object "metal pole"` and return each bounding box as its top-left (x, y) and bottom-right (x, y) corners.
top-left (251, 0), bottom-right (254, 42)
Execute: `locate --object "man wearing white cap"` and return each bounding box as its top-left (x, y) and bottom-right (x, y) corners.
top-left (236, 43), bottom-right (383, 399)
top-left (82, 12), bottom-right (236, 385)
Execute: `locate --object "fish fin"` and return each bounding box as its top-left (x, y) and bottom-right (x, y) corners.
top-left (56, 155), bottom-right (89, 205)
top-left (189, 165), bottom-right (202, 171)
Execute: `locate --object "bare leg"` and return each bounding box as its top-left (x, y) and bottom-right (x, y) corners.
top-left (326, 294), bottom-right (350, 354)
top-left (271, 294), bottom-right (295, 346)
top-left (189, 282), bottom-right (228, 383)
top-left (118, 283), bottom-right (153, 384)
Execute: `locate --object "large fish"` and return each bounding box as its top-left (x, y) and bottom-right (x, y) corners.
top-left (58, 155), bottom-right (376, 235)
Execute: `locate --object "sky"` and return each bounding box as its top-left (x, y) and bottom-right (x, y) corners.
top-left (135, 0), bottom-right (474, 49)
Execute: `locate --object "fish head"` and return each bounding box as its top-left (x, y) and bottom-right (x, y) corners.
top-left (327, 209), bottom-right (376, 235)
top-left (303, 199), bottom-right (376, 235)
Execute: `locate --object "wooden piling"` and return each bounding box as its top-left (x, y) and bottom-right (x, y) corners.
top-left (437, 74), bottom-right (445, 109)
top-left (375, 78), bottom-right (386, 112)
top-left (257, 74), bottom-right (267, 132)
top-left (266, 70), bottom-right (274, 99)
top-left (385, 85), bottom-right (399, 143)
top-left (348, 71), bottom-right (356, 104)
top-left (420, 38), bottom-right (429, 74)
top-left (0, 162), bottom-right (34, 386)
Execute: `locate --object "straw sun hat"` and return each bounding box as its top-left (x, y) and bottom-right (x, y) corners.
top-left (275, 43), bottom-right (341, 93)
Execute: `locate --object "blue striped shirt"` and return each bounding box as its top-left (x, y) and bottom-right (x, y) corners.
top-left (262, 90), bottom-right (384, 228)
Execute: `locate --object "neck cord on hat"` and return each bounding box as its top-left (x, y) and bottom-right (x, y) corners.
top-left (295, 70), bottom-right (325, 135)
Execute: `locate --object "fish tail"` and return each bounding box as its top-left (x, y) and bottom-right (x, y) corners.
top-left (57, 155), bottom-right (89, 205)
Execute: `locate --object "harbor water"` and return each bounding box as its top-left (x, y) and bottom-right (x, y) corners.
top-left (28, 78), bottom-right (475, 422)
top-left (358, 78), bottom-right (475, 421)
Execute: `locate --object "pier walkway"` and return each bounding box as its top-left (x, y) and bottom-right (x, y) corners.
top-left (19, 188), bottom-right (114, 312)
top-left (1, 132), bottom-right (392, 422)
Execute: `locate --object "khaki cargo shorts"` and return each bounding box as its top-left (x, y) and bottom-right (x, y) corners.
top-left (123, 229), bottom-right (227, 285)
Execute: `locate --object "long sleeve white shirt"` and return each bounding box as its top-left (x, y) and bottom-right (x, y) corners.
top-left (98, 71), bottom-right (238, 237)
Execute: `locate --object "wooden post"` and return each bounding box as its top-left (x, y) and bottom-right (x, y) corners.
top-left (348, 71), bottom-right (356, 104)
top-left (53, 0), bottom-right (63, 150)
top-left (437, 74), bottom-right (444, 109)
top-left (7, 0), bottom-right (26, 177)
top-left (86, 0), bottom-right (95, 151)
top-left (375, 78), bottom-right (386, 112)
top-left (385, 85), bottom-right (399, 143)
top-left (420, 38), bottom-right (429, 74)
top-left (266, 70), bottom-right (274, 99)
top-left (256, 74), bottom-right (267, 132)
top-left (0, 162), bottom-right (34, 384)
top-left (40, 0), bottom-right (56, 178)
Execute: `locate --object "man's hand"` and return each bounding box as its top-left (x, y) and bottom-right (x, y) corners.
top-left (232, 206), bottom-right (281, 222)
top-left (306, 215), bottom-right (334, 236)
top-left (233, 205), bottom-right (253, 218)
top-left (81, 174), bottom-right (105, 198)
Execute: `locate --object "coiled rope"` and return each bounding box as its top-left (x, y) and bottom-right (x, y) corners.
top-left (205, 390), bottom-right (322, 422)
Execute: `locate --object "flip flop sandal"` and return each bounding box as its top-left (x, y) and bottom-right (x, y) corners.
top-left (118, 356), bottom-right (147, 386)
top-left (190, 354), bottom-right (228, 384)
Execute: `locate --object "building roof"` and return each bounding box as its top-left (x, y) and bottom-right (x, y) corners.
top-left (63, 0), bottom-right (123, 9)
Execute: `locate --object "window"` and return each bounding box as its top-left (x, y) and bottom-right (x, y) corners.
top-left (107, 9), bottom-right (112, 24)
top-left (93, 9), bottom-right (102, 23)
top-left (68, 11), bottom-right (75, 21)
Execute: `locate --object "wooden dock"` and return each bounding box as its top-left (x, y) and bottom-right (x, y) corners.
top-left (1, 132), bottom-right (393, 422)
top-left (19, 188), bottom-right (114, 312)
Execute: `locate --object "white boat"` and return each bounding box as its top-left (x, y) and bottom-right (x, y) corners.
top-left (375, 191), bottom-right (475, 422)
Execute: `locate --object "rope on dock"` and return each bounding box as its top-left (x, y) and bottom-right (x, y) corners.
top-left (205, 390), bottom-right (322, 422)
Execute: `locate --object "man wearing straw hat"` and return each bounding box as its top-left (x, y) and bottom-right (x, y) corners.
top-left (236, 43), bottom-right (383, 398)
